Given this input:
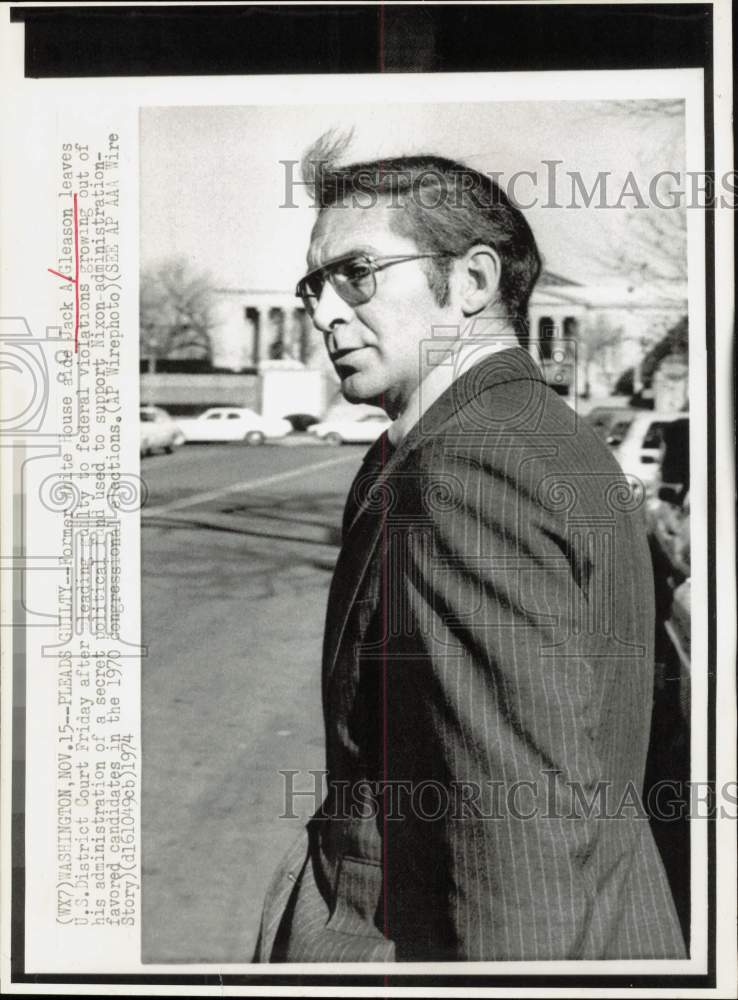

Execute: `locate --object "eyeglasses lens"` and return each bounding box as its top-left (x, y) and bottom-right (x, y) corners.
top-left (299, 257), bottom-right (376, 316)
top-left (300, 275), bottom-right (323, 316)
top-left (331, 258), bottom-right (375, 306)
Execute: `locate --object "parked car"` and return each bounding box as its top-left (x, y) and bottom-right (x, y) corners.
top-left (584, 405), bottom-right (634, 443)
top-left (139, 405), bottom-right (185, 456)
top-left (308, 411), bottom-right (392, 445)
top-left (645, 415), bottom-right (690, 719)
top-left (606, 416), bottom-right (635, 448)
top-left (285, 413), bottom-right (320, 433)
top-left (609, 410), bottom-right (688, 490)
top-left (643, 415), bottom-right (691, 934)
top-left (647, 419), bottom-right (690, 586)
top-left (175, 407), bottom-right (292, 445)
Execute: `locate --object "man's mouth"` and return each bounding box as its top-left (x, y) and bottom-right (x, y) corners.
top-left (331, 350), bottom-right (363, 376)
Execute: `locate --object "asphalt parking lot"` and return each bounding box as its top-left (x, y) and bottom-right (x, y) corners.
top-left (140, 441), bottom-right (365, 963)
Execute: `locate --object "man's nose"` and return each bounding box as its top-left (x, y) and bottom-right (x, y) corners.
top-left (311, 281), bottom-right (357, 348)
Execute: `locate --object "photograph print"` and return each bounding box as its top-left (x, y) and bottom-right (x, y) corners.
top-left (138, 93), bottom-right (698, 967)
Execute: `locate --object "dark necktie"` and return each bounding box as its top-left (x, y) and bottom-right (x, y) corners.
top-left (341, 430), bottom-right (396, 540)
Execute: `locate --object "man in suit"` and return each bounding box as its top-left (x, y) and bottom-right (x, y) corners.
top-left (254, 141), bottom-right (686, 962)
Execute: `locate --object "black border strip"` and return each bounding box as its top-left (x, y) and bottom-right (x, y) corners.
top-left (702, 11), bottom-right (717, 986)
top-left (7, 1), bottom-right (717, 990)
top-left (10, 3), bottom-right (712, 77)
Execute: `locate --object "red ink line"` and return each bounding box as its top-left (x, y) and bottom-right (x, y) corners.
top-left (47, 268), bottom-right (75, 283)
top-left (73, 191), bottom-right (80, 352)
top-left (47, 191), bottom-right (80, 351)
top-left (380, 397), bottom-right (390, 968)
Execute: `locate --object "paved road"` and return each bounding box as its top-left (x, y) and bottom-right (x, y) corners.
top-left (140, 442), bottom-right (366, 963)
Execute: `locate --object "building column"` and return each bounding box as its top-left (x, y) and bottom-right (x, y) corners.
top-left (537, 315), bottom-right (559, 360)
top-left (295, 308), bottom-right (311, 364)
top-left (267, 307), bottom-right (286, 360)
top-left (245, 307), bottom-right (261, 366)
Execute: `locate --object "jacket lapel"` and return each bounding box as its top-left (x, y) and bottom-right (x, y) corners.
top-left (323, 347), bottom-right (545, 682)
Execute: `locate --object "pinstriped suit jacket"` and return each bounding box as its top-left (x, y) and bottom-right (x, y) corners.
top-left (255, 347), bottom-right (686, 962)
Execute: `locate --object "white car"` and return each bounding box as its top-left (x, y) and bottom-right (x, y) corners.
top-left (139, 405), bottom-right (185, 456)
top-left (175, 407), bottom-right (292, 445)
top-left (610, 411), bottom-right (688, 490)
top-left (308, 411), bottom-right (392, 445)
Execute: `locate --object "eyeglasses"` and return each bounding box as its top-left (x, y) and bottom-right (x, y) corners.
top-left (295, 252), bottom-right (452, 317)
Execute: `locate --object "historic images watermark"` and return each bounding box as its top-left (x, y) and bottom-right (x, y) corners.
top-left (279, 770), bottom-right (738, 823)
top-left (280, 160), bottom-right (736, 211)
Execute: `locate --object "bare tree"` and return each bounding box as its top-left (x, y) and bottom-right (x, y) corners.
top-left (583, 101), bottom-right (688, 287)
top-left (603, 99), bottom-right (684, 120)
top-left (140, 257), bottom-right (215, 369)
top-left (612, 314), bottom-right (688, 400)
top-left (578, 312), bottom-right (625, 397)
top-left (608, 205), bottom-right (687, 284)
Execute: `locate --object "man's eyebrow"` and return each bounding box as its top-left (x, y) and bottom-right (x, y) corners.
top-left (305, 245), bottom-right (379, 272)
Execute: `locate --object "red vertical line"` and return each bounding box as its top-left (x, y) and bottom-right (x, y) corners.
top-left (106, 531), bottom-right (113, 635)
top-left (378, 0), bottom-right (388, 967)
top-left (83, 533), bottom-right (91, 634)
top-left (100, 532), bottom-right (107, 635)
top-left (592, 531), bottom-right (600, 636)
top-left (603, 529), bottom-right (612, 634)
top-left (380, 422), bottom-right (390, 956)
top-left (74, 529), bottom-right (84, 636)
top-left (72, 529), bottom-right (79, 636)
top-left (91, 531), bottom-right (99, 633)
top-left (588, 530), bottom-right (597, 635)
top-left (73, 192), bottom-right (80, 352)
top-left (571, 529), bottom-right (580, 636)
top-left (378, 0), bottom-right (387, 963)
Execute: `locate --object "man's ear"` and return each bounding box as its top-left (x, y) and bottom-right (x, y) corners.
top-left (457, 245), bottom-right (502, 317)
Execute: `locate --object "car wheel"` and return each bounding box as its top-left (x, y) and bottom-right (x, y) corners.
top-left (323, 432), bottom-right (343, 446)
top-left (164, 445), bottom-right (174, 454)
top-left (244, 430), bottom-right (266, 446)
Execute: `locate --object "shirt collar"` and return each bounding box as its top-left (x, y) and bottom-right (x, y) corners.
top-left (387, 338), bottom-right (515, 447)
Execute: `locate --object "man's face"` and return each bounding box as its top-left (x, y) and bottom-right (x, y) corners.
top-left (306, 203), bottom-right (458, 416)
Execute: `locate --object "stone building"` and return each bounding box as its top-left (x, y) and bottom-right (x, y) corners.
top-left (526, 273), bottom-right (687, 399)
top-left (208, 289), bottom-right (319, 371)
top-left (141, 273), bottom-right (688, 418)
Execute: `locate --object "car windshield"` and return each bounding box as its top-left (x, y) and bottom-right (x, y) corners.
top-left (608, 419), bottom-right (632, 443)
top-left (140, 412), bottom-right (155, 422)
top-left (642, 422), bottom-right (669, 449)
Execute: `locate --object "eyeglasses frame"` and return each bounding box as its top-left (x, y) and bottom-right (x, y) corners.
top-left (295, 252), bottom-right (453, 316)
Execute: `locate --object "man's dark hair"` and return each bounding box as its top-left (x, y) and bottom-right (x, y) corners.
top-left (302, 131), bottom-right (542, 339)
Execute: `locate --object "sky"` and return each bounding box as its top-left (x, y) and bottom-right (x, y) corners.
top-left (139, 99), bottom-right (685, 292)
